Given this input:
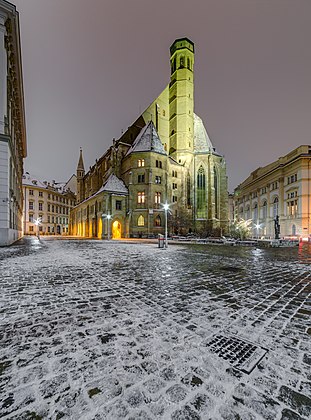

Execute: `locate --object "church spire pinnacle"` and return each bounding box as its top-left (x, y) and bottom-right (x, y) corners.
top-left (77, 147), bottom-right (85, 172)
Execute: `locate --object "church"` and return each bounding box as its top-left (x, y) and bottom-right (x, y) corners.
top-left (69, 38), bottom-right (228, 239)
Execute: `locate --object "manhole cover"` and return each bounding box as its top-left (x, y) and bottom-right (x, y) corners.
top-left (206, 334), bottom-right (268, 374)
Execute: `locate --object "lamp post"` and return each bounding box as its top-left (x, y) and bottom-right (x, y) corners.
top-left (34, 217), bottom-right (41, 238)
top-left (163, 202), bottom-right (169, 248)
top-left (106, 214), bottom-right (111, 240)
top-left (255, 223), bottom-right (261, 239)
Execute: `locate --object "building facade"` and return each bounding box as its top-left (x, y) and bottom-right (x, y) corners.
top-left (0, 0), bottom-right (26, 246)
top-left (70, 38), bottom-right (228, 239)
top-left (234, 145), bottom-right (311, 239)
top-left (23, 173), bottom-right (76, 236)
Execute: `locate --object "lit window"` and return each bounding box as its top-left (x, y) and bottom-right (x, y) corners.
top-left (155, 192), bottom-right (161, 204)
top-left (287, 199), bottom-right (298, 216)
top-left (138, 215), bottom-right (144, 226)
top-left (138, 159), bottom-right (145, 167)
top-left (138, 192), bottom-right (145, 204)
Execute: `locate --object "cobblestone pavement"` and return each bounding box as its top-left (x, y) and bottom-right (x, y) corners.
top-left (0, 237), bottom-right (310, 419)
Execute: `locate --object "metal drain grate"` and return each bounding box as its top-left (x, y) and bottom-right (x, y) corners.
top-left (206, 334), bottom-right (268, 374)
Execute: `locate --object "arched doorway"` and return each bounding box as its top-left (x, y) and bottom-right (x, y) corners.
top-left (112, 220), bottom-right (122, 239)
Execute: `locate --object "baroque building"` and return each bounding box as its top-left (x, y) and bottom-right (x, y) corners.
top-left (23, 172), bottom-right (76, 236)
top-left (233, 145), bottom-right (311, 240)
top-left (0, 0), bottom-right (26, 246)
top-left (70, 38), bottom-right (228, 239)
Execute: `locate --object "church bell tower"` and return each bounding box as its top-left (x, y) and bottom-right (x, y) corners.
top-left (168, 38), bottom-right (195, 165)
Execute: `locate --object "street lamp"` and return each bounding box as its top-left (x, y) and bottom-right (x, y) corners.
top-left (255, 223), bottom-right (261, 238)
top-left (106, 214), bottom-right (111, 240)
top-left (163, 202), bottom-right (169, 248)
top-left (34, 217), bottom-right (41, 238)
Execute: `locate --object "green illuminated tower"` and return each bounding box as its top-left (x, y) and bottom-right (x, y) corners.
top-left (169, 38), bottom-right (195, 164)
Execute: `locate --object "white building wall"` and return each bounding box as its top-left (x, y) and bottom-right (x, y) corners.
top-left (0, 139), bottom-right (10, 244)
top-left (0, 11), bottom-right (7, 135)
top-left (0, 2), bottom-right (26, 246)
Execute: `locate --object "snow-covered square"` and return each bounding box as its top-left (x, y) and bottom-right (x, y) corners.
top-left (0, 238), bottom-right (310, 419)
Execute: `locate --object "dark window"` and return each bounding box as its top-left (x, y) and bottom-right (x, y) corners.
top-left (138, 174), bottom-right (145, 183)
top-left (187, 173), bottom-right (191, 206)
top-left (116, 200), bottom-right (122, 210)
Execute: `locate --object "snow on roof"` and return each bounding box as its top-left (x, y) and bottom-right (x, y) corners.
top-left (22, 172), bottom-right (75, 193)
top-left (193, 113), bottom-right (214, 153)
top-left (126, 121), bottom-right (167, 156)
top-left (22, 172), bottom-right (48, 189)
top-left (98, 173), bottom-right (128, 195)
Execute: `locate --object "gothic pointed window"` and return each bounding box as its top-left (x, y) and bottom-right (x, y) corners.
top-left (214, 167), bottom-right (218, 219)
top-left (155, 215), bottom-right (161, 226)
top-left (138, 215), bottom-right (144, 226)
top-left (197, 166), bottom-right (207, 218)
top-left (187, 172), bottom-right (191, 207)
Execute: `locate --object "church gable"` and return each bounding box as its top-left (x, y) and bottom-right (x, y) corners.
top-left (101, 173), bottom-right (128, 195)
top-left (126, 121), bottom-right (167, 157)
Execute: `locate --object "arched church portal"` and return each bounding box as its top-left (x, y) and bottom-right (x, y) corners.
top-left (112, 220), bottom-right (122, 239)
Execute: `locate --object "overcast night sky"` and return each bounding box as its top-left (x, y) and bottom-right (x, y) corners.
top-left (13, 0), bottom-right (311, 192)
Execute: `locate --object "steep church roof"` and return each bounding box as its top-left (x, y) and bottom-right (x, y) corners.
top-left (193, 113), bottom-right (214, 153)
top-left (126, 121), bottom-right (167, 156)
top-left (100, 173), bottom-right (128, 195)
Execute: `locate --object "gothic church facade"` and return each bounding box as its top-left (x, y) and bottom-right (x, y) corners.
top-left (70, 38), bottom-right (228, 239)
